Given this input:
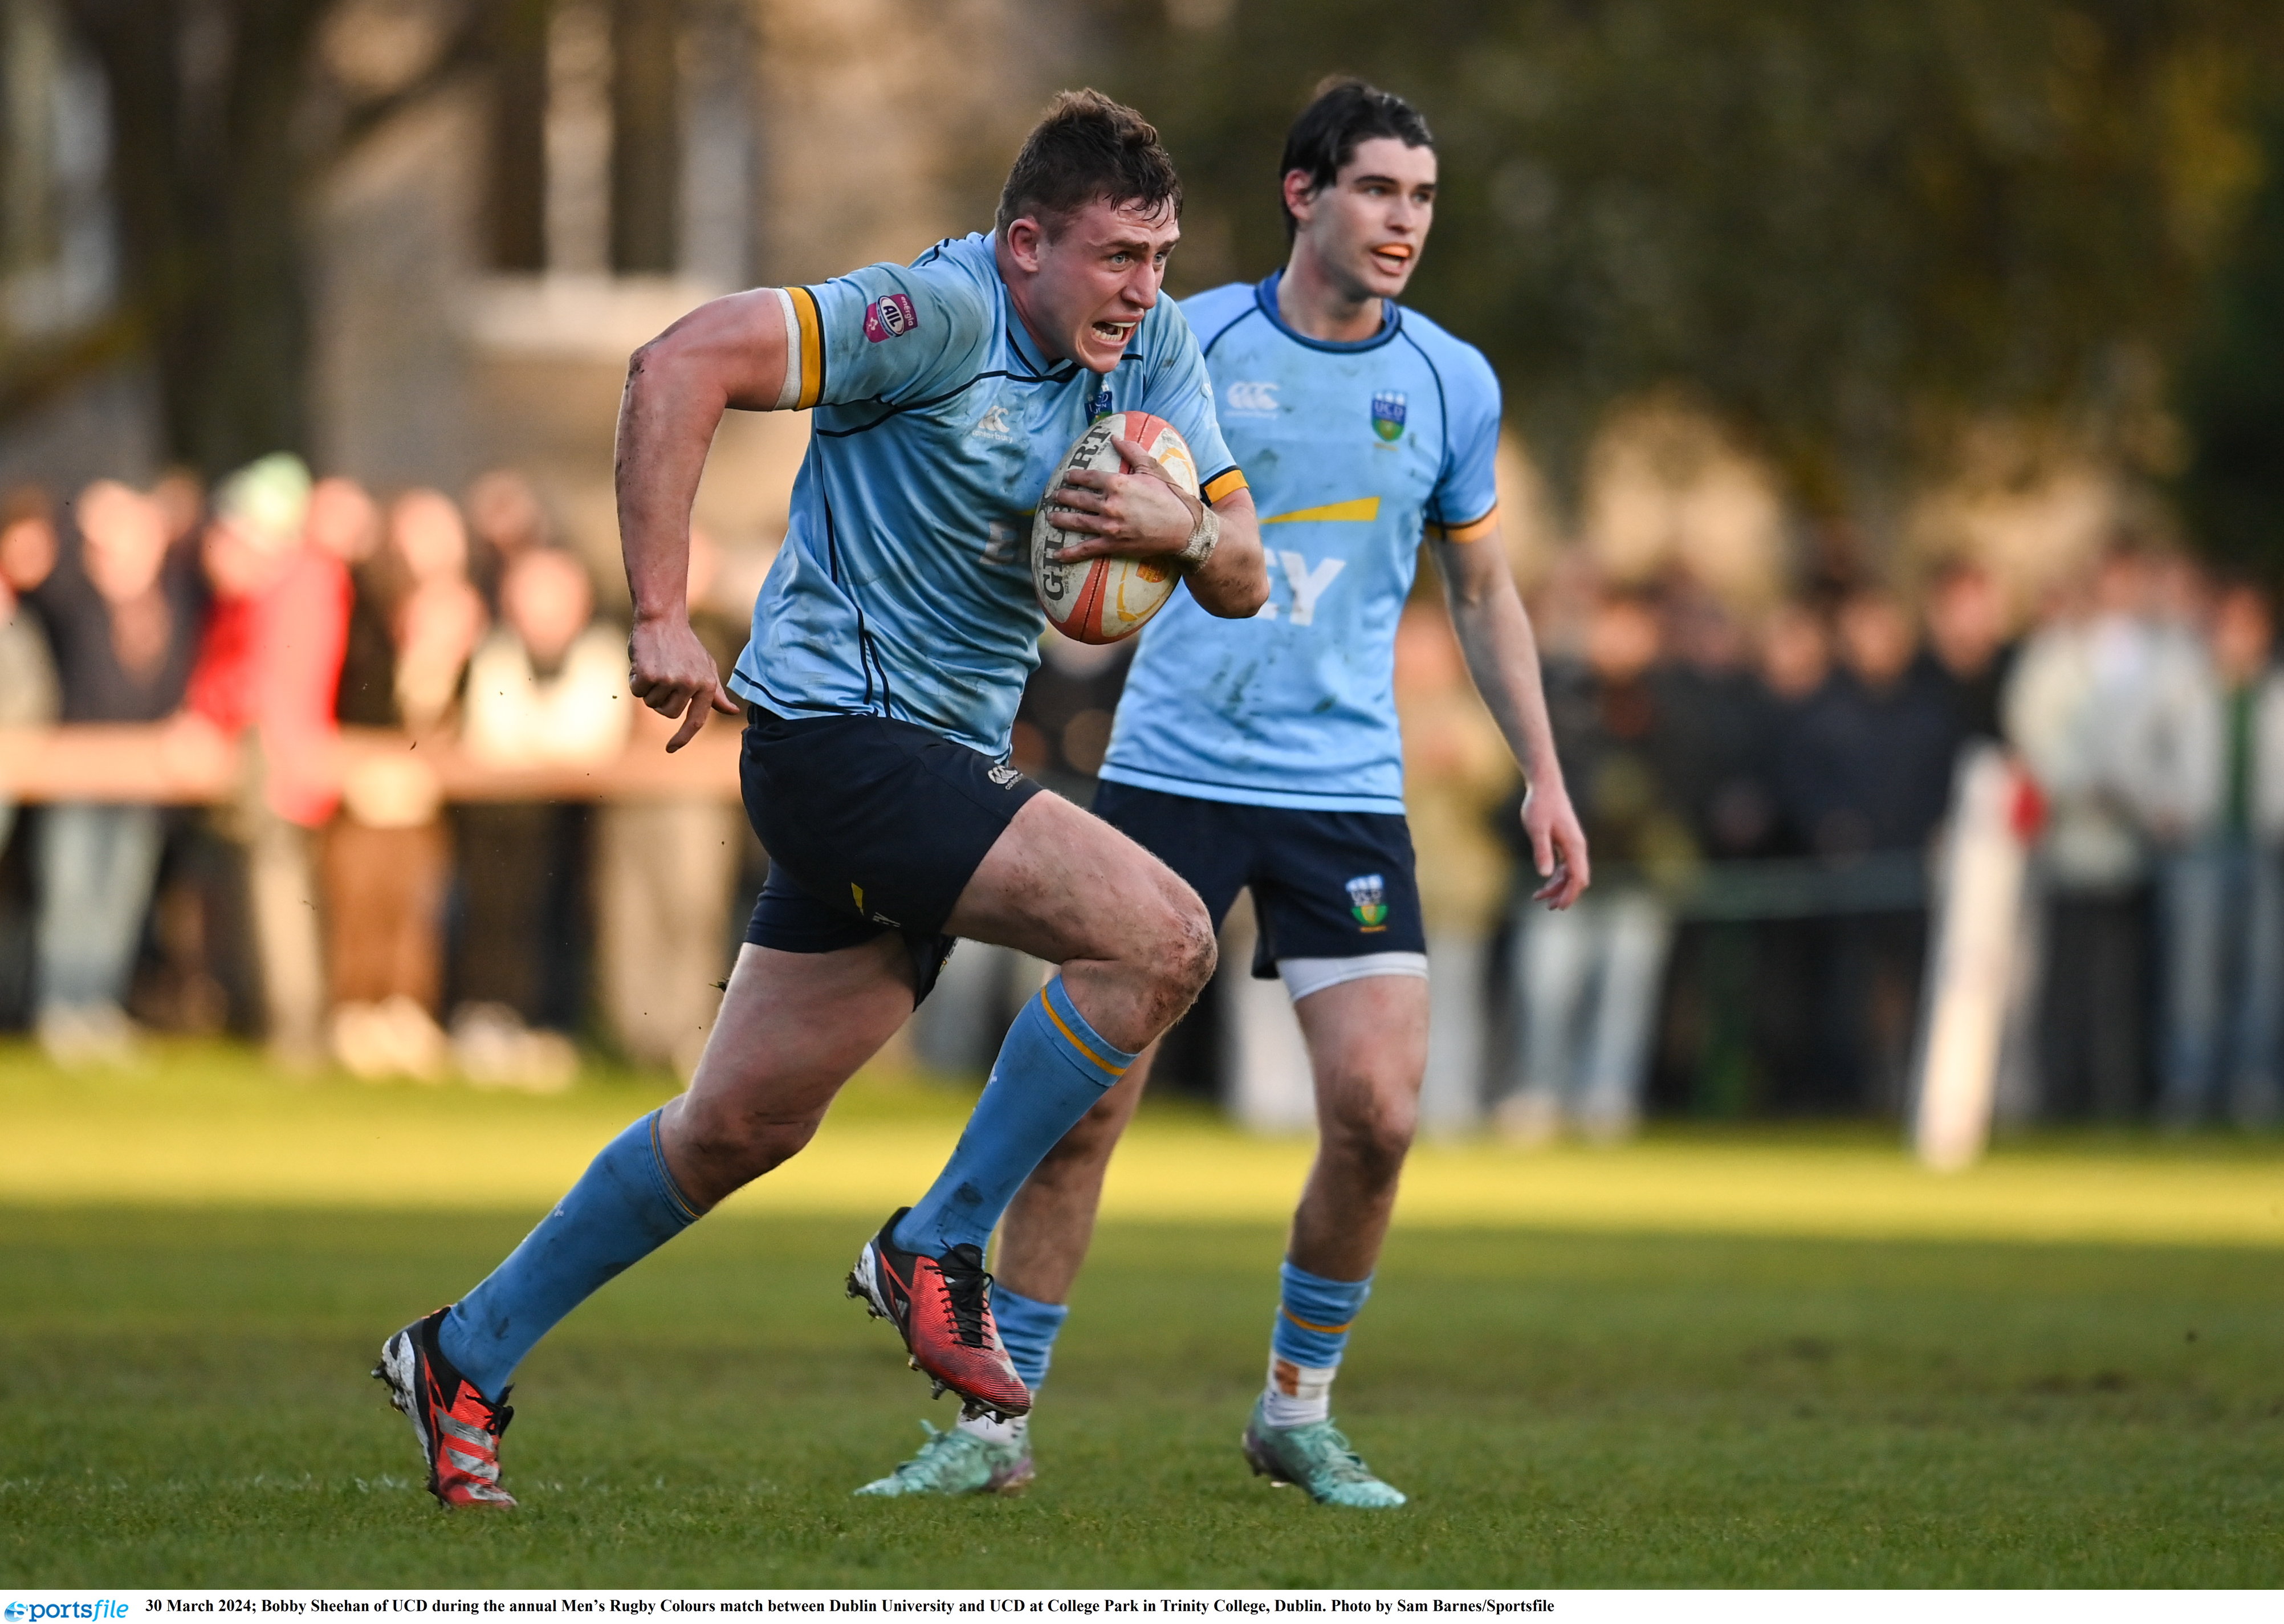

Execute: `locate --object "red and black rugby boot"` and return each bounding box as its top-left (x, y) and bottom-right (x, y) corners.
top-left (846, 1207), bottom-right (1031, 1421)
top-left (373, 1306), bottom-right (517, 1508)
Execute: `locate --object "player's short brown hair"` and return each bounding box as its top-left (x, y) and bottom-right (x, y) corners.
top-left (1280, 77), bottom-right (1435, 240)
top-left (996, 89), bottom-right (1182, 239)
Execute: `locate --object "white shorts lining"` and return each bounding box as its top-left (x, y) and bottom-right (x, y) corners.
top-left (1277, 951), bottom-right (1430, 1003)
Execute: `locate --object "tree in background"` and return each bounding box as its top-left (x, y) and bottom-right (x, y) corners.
top-left (1, 0), bottom-right (679, 479)
top-left (5, 0), bottom-right (2281, 519)
top-left (56, 0), bottom-right (333, 477)
top-left (2175, 103), bottom-right (2284, 582)
top-left (1093, 0), bottom-right (2283, 561)
top-left (2, 0), bottom-right (493, 476)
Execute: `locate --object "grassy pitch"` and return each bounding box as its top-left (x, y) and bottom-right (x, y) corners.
top-left (1, 1047), bottom-right (2281, 1587)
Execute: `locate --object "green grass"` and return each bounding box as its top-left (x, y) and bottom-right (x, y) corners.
top-left (9, 1040), bottom-right (2284, 1247)
top-left (3, 1041), bottom-right (2283, 1585)
top-left (3, 1206), bottom-right (2282, 1586)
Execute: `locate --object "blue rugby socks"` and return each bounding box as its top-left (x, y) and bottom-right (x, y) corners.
top-left (894, 975), bottom-right (1135, 1258)
top-left (1263, 1259), bottom-right (1374, 1427)
top-left (986, 1284), bottom-right (1068, 1392)
top-left (433, 975), bottom-right (1134, 1407)
top-left (438, 1110), bottom-right (702, 1401)
top-left (956, 1284), bottom-right (1068, 1446)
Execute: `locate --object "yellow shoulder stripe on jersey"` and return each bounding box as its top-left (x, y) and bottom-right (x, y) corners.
top-left (1262, 496), bottom-right (1381, 526)
top-left (1426, 505), bottom-right (1499, 543)
top-left (1202, 468), bottom-right (1249, 506)
top-left (787, 285), bottom-right (825, 409)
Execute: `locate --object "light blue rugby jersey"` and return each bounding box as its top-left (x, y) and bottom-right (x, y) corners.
top-left (730, 233), bottom-right (1244, 756)
top-left (1100, 271), bottom-right (1504, 814)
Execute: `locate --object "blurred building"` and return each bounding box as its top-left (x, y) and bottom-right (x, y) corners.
top-left (1, 0), bottom-right (1064, 579)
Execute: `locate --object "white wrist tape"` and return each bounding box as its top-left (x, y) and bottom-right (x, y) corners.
top-left (771, 287), bottom-right (802, 412)
top-left (1175, 500), bottom-right (1220, 569)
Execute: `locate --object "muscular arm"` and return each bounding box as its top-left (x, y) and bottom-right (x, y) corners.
top-left (1184, 487), bottom-right (1268, 618)
top-left (615, 290), bottom-right (791, 750)
top-left (1430, 525), bottom-right (1590, 907)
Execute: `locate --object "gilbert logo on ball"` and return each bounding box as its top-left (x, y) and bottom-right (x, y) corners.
top-left (1032, 411), bottom-right (1199, 645)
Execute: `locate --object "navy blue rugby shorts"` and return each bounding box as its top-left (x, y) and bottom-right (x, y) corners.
top-left (1089, 781), bottom-right (1425, 978)
top-left (739, 706), bottom-right (1041, 1002)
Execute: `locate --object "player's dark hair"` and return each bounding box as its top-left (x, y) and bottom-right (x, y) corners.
top-left (1279, 77), bottom-right (1435, 240)
top-left (997, 89), bottom-right (1183, 240)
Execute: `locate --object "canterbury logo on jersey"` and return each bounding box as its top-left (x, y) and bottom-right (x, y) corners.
top-left (1224, 380), bottom-right (1281, 413)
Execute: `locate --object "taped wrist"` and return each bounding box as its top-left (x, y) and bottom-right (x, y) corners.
top-left (1175, 500), bottom-right (1220, 569)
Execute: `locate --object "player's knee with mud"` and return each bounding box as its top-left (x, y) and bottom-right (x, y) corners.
top-left (1127, 877), bottom-right (1218, 1035)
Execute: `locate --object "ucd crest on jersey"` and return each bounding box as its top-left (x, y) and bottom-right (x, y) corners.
top-left (1370, 390), bottom-right (1407, 442)
top-left (1346, 873), bottom-right (1389, 931)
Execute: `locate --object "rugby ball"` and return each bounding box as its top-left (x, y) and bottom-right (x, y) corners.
top-left (1032, 411), bottom-right (1200, 645)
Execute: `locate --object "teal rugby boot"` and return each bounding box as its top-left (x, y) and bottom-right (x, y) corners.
top-left (854, 1421), bottom-right (1034, 1497)
top-left (1240, 1397), bottom-right (1407, 1508)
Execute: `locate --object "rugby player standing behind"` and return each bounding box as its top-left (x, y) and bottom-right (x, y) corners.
top-left (858, 79), bottom-right (1589, 1507)
top-left (373, 91), bottom-right (1268, 1509)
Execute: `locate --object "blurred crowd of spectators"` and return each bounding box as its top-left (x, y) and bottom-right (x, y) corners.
top-left (1484, 560), bottom-right (2001, 1139)
top-left (1492, 543), bottom-right (2284, 1138)
top-left (3, 457), bottom-right (2277, 1137)
top-left (0, 459), bottom-right (756, 1085)
top-left (903, 532), bottom-right (2284, 1141)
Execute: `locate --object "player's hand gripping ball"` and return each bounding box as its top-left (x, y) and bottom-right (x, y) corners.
top-left (1031, 412), bottom-right (1199, 645)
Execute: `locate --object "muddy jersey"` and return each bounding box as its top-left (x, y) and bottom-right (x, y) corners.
top-left (731, 232), bottom-right (1242, 756)
top-left (1100, 272), bottom-right (1500, 812)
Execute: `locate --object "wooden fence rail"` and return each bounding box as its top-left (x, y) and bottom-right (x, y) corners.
top-left (0, 723), bottom-right (744, 805)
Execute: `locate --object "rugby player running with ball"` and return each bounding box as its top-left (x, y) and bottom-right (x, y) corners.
top-left (858, 79), bottom-right (1589, 1508)
top-left (374, 91), bottom-right (1267, 1509)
